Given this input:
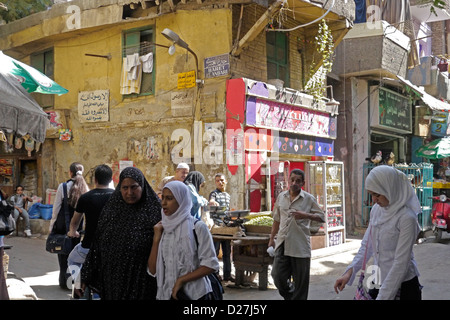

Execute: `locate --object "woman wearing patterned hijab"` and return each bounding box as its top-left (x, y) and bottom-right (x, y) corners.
top-left (81, 167), bottom-right (161, 300)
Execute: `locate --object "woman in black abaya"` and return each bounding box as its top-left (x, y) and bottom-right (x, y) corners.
top-left (81, 167), bottom-right (161, 300)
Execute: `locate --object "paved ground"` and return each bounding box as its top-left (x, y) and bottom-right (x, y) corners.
top-left (3, 232), bottom-right (450, 300)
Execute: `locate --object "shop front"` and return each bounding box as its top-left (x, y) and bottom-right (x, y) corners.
top-left (225, 78), bottom-right (344, 248)
top-left (359, 81), bottom-right (450, 232)
top-left (0, 137), bottom-right (42, 202)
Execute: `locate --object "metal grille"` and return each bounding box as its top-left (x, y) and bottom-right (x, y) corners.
top-left (361, 163), bottom-right (433, 231)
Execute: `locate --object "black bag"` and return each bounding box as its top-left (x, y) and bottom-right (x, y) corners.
top-left (193, 220), bottom-right (224, 300)
top-left (46, 183), bottom-right (74, 255)
top-left (0, 199), bottom-right (15, 236)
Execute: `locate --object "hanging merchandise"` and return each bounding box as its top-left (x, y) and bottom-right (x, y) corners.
top-left (59, 129), bottom-right (72, 141)
top-left (438, 59), bottom-right (448, 72)
top-left (14, 136), bottom-right (22, 149)
top-left (24, 136), bottom-right (35, 157)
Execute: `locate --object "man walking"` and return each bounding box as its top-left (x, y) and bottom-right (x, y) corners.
top-left (269, 169), bottom-right (325, 300)
top-left (67, 164), bottom-right (114, 297)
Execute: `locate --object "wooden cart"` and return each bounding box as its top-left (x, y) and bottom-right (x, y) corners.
top-left (213, 234), bottom-right (273, 290)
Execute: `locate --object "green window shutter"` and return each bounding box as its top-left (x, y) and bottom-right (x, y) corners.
top-left (44, 50), bottom-right (54, 78)
top-left (266, 31), bottom-right (289, 87)
top-left (30, 53), bottom-right (44, 74)
top-left (31, 50), bottom-right (54, 78)
top-left (123, 31), bottom-right (140, 56)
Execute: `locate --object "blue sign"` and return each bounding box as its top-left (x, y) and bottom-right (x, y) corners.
top-left (204, 54), bottom-right (229, 79)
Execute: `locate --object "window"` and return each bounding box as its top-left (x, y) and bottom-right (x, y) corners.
top-left (31, 49), bottom-right (54, 108)
top-left (266, 31), bottom-right (289, 87)
top-left (122, 27), bottom-right (155, 96)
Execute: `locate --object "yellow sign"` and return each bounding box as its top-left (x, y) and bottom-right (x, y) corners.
top-left (177, 70), bottom-right (196, 89)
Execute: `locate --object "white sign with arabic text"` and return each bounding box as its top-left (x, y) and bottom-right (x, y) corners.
top-left (78, 90), bottom-right (110, 123)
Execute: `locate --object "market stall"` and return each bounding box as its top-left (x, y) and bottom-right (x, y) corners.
top-left (209, 209), bottom-right (274, 290)
top-left (0, 51), bottom-right (68, 200)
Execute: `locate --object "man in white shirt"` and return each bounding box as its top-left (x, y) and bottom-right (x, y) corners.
top-left (269, 169), bottom-right (325, 300)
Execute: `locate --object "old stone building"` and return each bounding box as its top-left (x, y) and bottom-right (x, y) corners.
top-left (0, 0), bottom-right (354, 243)
top-left (332, 0), bottom-right (450, 234)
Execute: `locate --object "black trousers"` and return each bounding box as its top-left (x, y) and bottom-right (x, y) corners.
top-left (58, 253), bottom-right (70, 289)
top-left (369, 276), bottom-right (422, 300)
top-left (271, 243), bottom-right (310, 300)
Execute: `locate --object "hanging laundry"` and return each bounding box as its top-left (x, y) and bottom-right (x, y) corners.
top-left (120, 57), bottom-right (142, 95)
top-left (126, 53), bottom-right (141, 80)
top-left (140, 52), bottom-right (153, 73)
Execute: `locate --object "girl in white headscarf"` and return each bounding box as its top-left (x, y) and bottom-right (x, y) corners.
top-left (334, 165), bottom-right (422, 300)
top-left (148, 180), bottom-right (219, 300)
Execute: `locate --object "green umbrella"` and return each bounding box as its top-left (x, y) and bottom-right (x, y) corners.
top-left (415, 137), bottom-right (450, 159)
top-left (0, 51), bottom-right (68, 95)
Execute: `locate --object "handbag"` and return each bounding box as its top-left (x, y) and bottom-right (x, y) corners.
top-left (0, 199), bottom-right (16, 236)
top-left (193, 220), bottom-right (224, 300)
top-left (354, 227), bottom-right (372, 300)
top-left (46, 183), bottom-right (73, 255)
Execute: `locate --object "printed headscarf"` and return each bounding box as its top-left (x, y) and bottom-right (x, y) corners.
top-left (81, 167), bottom-right (161, 300)
top-left (184, 171), bottom-right (205, 192)
top-left (365, 165), bottom-right (421, 226)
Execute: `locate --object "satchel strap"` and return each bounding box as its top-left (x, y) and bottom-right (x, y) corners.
top-left (62, 182), bottom-right (71, 232)
top-left (51, 182), bottom-right (71, 234)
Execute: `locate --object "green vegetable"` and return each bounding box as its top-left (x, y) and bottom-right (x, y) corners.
top-left (244, 216), bottom-right (274, 226)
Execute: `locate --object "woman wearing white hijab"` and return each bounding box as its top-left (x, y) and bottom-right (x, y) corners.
top-left (148, 180), bottom-right (219, 300)
top-left (334, 165), bottom-right (422, 300)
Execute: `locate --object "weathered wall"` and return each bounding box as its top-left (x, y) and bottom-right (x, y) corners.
top-left (49, 8), bottom-right (234, 203)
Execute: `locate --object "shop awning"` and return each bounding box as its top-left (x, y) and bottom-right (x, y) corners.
top-left (0, 51), bottom-right (68, 95)
top-left (0, 71), bottom-right (49, 143)
top-left (397, 75), bottom-right (450, 112)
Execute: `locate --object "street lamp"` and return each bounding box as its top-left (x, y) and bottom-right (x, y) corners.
top-left (304, 85), bottom-right (340, 115)
top-left (161, 28), bottom-right (200, 80)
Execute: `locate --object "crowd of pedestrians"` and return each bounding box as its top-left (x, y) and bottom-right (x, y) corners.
top-left (0, 162), bottom-right (424, 301)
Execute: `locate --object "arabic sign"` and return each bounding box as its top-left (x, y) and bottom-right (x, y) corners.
top-left (78, 90), bottom-right (109, 123)
top-left (246, 97), bottom-right (336, 139)
top-left (204, 54), bottom-right (229, 79)
top-left (370, 86), bottom-right (412, 134)
top-left (177, 71), bottom-right (196, 89)
top-left (171, 91), bottom-right (193, 117)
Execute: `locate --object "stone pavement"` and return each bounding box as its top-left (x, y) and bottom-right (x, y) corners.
top-left (3, 233), bottom-right (450, 300)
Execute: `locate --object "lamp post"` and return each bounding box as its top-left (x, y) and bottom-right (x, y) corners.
top-left (304, 85), bottom-right (340, 115)
top-left (161, 28), bottom-right (199, 80)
